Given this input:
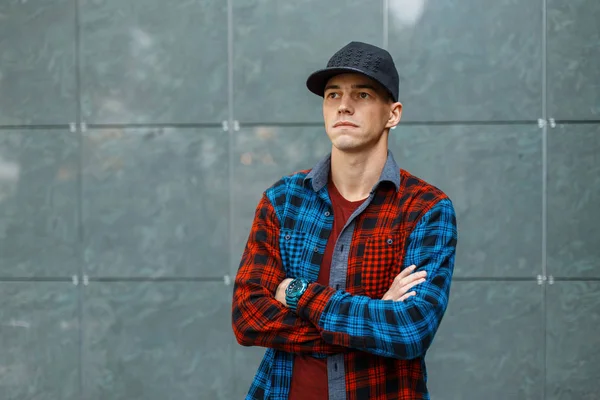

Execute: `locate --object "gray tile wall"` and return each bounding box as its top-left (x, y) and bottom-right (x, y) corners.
top-left (0, 0), bottom-right (598, 399)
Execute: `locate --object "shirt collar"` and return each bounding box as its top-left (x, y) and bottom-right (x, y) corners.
top-left (304, 150), bottom-right (401, 193)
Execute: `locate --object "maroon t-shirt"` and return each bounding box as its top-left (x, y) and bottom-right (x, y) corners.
top-left (288, 179), bottom-right (366, 400)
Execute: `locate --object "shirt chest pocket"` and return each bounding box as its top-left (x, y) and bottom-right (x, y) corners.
top-left (280, 230), bottom-right (308, 278)
top-left (359, 233), bottom-right (403, 299)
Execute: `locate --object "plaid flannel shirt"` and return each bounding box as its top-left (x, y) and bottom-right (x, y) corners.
top-left (232, 151), bottom-right (458, 400)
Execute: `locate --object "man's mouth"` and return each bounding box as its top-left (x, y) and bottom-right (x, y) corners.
top-left (333, 121), bottom-right (359, 128)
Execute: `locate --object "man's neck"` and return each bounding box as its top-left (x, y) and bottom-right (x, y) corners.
top-left (330, 142), bottom-right (388, 202)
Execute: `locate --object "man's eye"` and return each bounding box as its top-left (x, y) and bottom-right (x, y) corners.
top-left (359, 92), bottom-right (370, 99)
top-left (327, 93), bottom-right (339, 99)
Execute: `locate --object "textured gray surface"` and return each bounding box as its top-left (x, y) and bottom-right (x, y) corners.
top-left (0, 130), bottom-right (79, 277)
top-left (546, 282), bottom-right (600, 400)
top-left (82, 282), bottom-right (233, 400)
top-left (547, 0), bottom-right (600, 119)
top-left (80, 0), bottom-right (228, 124)
top-left (82, 128), bottom-right (229, 277)
top-left (426, 281), bottom-right (544, 400)
top-left (547, 124), bottom-right (600, 277)
top-left (0, 0), bottom-right (76, 125)
top-left (0, 282), bottom-right (79, 400)
top-left (388, 0), bottom-right (543, 122)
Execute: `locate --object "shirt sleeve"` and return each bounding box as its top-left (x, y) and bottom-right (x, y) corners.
top-left (231, 192), bottom-right (347, 355)
top-left (296, 198), bottom-right (458, 360)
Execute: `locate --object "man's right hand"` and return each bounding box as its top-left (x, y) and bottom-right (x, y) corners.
top-left (381, 265), bottom-right (427, 301)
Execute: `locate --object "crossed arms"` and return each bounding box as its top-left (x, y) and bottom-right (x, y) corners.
top-left (231, 193), bottom-right (457, 360)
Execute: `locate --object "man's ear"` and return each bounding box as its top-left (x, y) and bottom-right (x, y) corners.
top-left (386, 102), bottom-right (402, 129)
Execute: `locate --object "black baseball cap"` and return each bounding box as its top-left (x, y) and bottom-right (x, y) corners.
top-left (306, 41), bottom-right (400, 102)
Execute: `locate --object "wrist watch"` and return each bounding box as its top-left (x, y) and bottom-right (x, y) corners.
top-left (285, 278), bottom-right (309, 312)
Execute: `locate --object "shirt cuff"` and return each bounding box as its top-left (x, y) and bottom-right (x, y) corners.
top-left (296, 283), bottom-right (336, 327)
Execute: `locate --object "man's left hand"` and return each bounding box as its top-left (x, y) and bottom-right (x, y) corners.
top-left (275, 278), bottom-right (294, 306)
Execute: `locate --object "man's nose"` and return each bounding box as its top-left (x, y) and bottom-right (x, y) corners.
top-left (338, 97), bottom-right (354, 114)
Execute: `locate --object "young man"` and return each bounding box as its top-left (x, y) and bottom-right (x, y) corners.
top-left (232, 41), bottom-right (458, 400)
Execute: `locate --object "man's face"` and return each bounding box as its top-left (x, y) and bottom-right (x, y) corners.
top-left (322, 73), bottom-right (401, 153)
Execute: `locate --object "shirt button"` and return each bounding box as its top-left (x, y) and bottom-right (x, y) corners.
top-left (387, 238), bottom-right (393, 245)
top-left (285, 234), bottom-right (291, 240)
top-left (313, 247), bottom-right (318, 252)
top-left (324, 211), bottom-right (331, 217)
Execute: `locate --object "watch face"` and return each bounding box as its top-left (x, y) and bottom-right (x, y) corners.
top-left (287, 279), bottom-right (307, 296)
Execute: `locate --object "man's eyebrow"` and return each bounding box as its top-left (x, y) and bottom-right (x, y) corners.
top-left (324, 84), bottom-right (340, 91)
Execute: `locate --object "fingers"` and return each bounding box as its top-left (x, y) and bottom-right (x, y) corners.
top-left (394, 266), bottom-right (426, 284)
top-left (399, 277), bottom-right (426, 295)
top-left (397, 291), bottom-right (417, 302)
top-left (391, 268), bottom-right (426, 293)
top-left (395, 264), bottom-right (417, 281)
top-left (383, 290), bottom-right (417, 302)
top-left (382, 266), bottom-right (428, 301)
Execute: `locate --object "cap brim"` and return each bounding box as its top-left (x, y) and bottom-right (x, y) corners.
top-left (306, 66), bottom-right (389, 98)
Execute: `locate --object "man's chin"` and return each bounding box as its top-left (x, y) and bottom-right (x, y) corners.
top-left (331, 136), bottom-right (387, 155)
top-left (332, 141), bottom-right (368, 154)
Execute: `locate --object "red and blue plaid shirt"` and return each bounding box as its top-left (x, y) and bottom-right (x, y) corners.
top-left (232, 151), bottom-right (458, 399)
